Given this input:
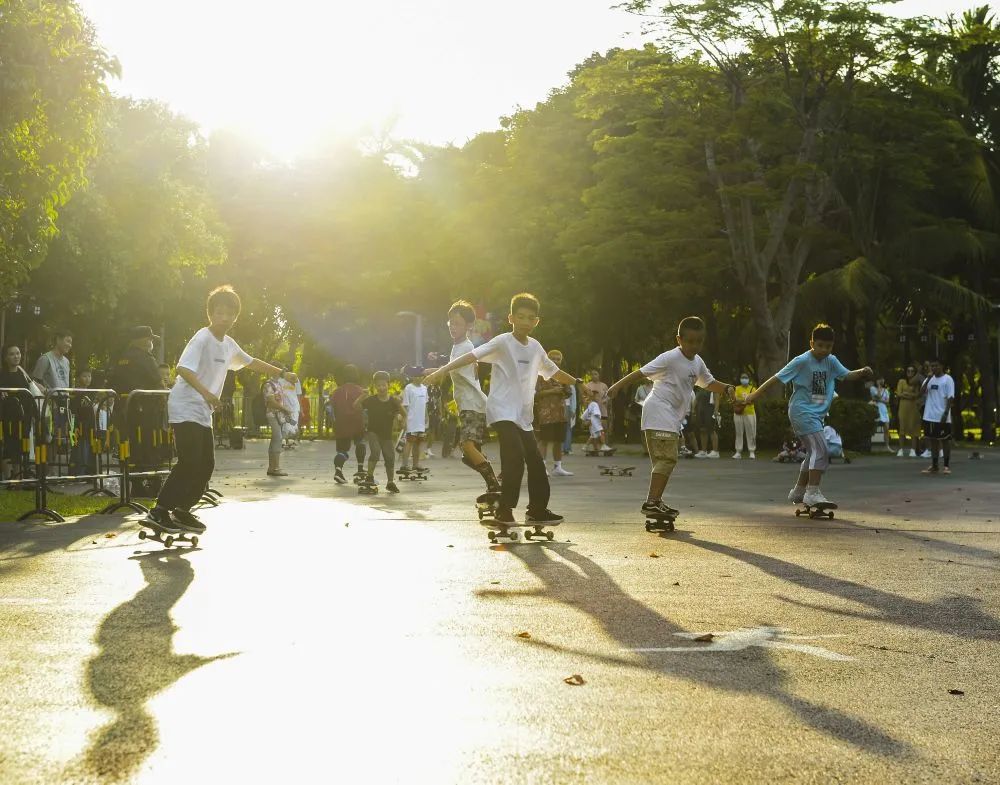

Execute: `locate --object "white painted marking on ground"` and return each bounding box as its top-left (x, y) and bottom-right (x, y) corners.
top-left (628, 626), bottom-right (854, 661)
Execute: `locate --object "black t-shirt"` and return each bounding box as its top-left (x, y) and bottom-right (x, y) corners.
top-left (362, 395), bottom-right (399, 439)
top-left (0, 368), bottom-right (33, 426)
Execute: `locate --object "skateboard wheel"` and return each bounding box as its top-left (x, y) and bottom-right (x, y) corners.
top-left (138, 530), bottom-right (147, 540)
top-left (645, 523), bottom-right (654, 532)
top-left (545, 531), bottom-right (554, 541)
top-left (509, 531), bottom-right (519, 541)
top-left (164, 535), bottom-right (174, 548)
top-left (191, 536), bottom-right (199, 547)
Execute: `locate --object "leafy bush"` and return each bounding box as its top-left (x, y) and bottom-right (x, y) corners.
top-left (828, 397), bottom-right (877, 452)
top-left (719, 396), bottom-right (875, 451)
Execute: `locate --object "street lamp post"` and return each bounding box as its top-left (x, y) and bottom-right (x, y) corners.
top-left (395, 311), bottom-right (424, 368)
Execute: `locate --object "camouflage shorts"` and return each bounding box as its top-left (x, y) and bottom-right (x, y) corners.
top-left (459, 410), bottom-right (487, 445)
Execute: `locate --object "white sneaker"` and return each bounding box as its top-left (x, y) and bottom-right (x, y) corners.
top-left (920, 450), bottom-right (932, 458)
top-left (552, 466), bottom-right (573, 477)
top-left (749, 452), bottom-right (756, 460)
top-left (896, 449), bottom-right (905, 457)
top-left (599, 445), bottom-right (613, 453)
top-left (732, 452), bottom-right (742, 460)
top-left (695, 451), bottom-right (708, 459)
top-left (803, 488), bottom-right (832, 506)
top-left (909, 449), bottom-right (917, 458)
top-left (707, 451), bottom-right (720, 459)
top-left (425, 449), bottom-right (436, 459)
top-left (788, 486), bottom-right (806, 504)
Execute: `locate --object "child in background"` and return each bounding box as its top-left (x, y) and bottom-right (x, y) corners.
top-left (774, 433), bottom-right (807, 463)
top-left (400, 367), bottom-right (429, 474)
top-left (581, 399), bottom-right (610, 453)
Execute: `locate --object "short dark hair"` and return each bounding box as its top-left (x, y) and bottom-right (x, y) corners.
top-left (677, 316), bottom-right (705, 338)
top-left (812, 323), bottom-right (835, 342)
top-left (52, 329), bottom-right (73, 344)
top-left (448, 300), bottom-right (476, 325)
top-left (510, 292), bottom-right (540, 316)
top-left (338, 364), bottom-right (359, 385)
top-left (373, 371), bottom-right (389, 383)
top-left (206, 285), bottom-right (241, 318)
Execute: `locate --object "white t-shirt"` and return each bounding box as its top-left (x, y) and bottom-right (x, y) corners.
top-left (472, 333), bottom-right (559, 431)
top-left (281, 378), bottom-right (301, 421)
top-left (168, 327), bottom-right (252, 427)
top-left (922, 373), bottom-right (955, 423)
top-left (402, 383), bottom-right (428, 433)
top-left (639, 347), bottom-right (715, 432)
top-left (449, 339), bottom-right (487, 414)
top-left (583, 401), bottom-right (603, 436)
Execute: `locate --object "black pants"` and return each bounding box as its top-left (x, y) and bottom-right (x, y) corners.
top-left (157, 422), bottom-right (214, 511)
top-left (494, 420), bottom-right (549, 512)
top-left (335, 435), bottom-right (367, 468)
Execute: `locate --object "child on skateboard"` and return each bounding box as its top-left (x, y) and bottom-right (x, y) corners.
top-left (608, 316), bottom-right (737, 520)
top-left (426, 300), bottom-right (501, 498)
top-left (145, 286), bottom-right (297, 535)
top-left (399, 368), bottom-right (429, 475)
top-left (425, 292), bottom-right (579, 526)
top-left (741, 323), bottom-right (873, 509)
top-left (354, 371), bottom-right (405, 492)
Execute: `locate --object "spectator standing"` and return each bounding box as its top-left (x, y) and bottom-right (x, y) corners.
top-left (0, 345), bottom-right (34, 481)
top-left (535, 348), bottom-right (572, 476)
top-left (562, 380), bottom-right (578, 455)
top-left (895, 365), bottom-right (921, 457)
top-left (732, 373), bottom-right (757, 459)
top-left (869, 377), bottom-right (891, 452)
top-left (582, 369), bottom-right (610, 443)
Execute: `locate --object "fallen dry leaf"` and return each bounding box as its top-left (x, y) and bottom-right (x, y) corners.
top-left (563, 674), bottom-right (586, 686)
top-left (672, 581), bottom-right (681, 586)
top-left (104, 533), bottom-right (117, 539)
top-left (693, 633), bottom-right (715, 642)
top-left (649, 553), bottom-right (660, 559)
top-left (948, 689), bottom-right (965, 695)
top-left (516, 631), bottom-right (531, 639)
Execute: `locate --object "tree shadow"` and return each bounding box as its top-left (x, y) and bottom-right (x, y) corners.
top-left (0, 513), bottom-right (139, 568)
top-left (675, 532), bottom-right (1000, 640)
top-left (71, 550), bottom-right (236, 782)
top-left (478, 542), bottom-right (910, 758)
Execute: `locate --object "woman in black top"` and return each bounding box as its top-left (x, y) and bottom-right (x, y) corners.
top-left (0, 345), bottom-right (35, 480)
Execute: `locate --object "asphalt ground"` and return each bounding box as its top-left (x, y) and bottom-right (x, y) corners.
top-left (1, 439), bottom-right (997, 784)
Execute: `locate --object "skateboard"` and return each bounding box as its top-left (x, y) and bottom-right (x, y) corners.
top-left (357, 475), bottom-right (378, 495)
top-left (795, 501), bottom-right (837, 519)
top-left (137, 522), bottom-right (199, 548)
top-left (585, 448), bottom-right (616, 457)
top-left (352, 470), bottom-right (368, 485)
top-left (599, 464), bottom-right (635, 477)
top-left (397, 467), bottom-right (429, 482)
top-left (476, 493), bottom-right (556, 542)
top-left (644, 511), bottom-right (677, 533)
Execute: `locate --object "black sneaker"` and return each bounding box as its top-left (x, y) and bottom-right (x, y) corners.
top-left (526, 509), bottom-right (564, 525)
top-left (642, 500), bottom-right (678, 517)
top-left (171, 508), bottom-right (207, 533)
top-left (494, 507), bottom-right (515, 524)
top-left (144, 506), bottom-right (181, 534)
top-left (334, 468), bottom-right (347, 484)
top-left (386, 481), bottom-right (400, 493)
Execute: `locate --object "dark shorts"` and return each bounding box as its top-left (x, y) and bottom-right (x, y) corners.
top-left (335, 435), bottom-right (364, 452)
top-left (406, 431), bottom-right (426, 443)
top-left (458, 410), bottom-right (487, 445)
top-left (537, 421), bottom-right (566, 443)
top-left (923, 420), bottom-right (952, 440)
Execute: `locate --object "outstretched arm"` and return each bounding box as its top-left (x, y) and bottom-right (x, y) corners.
top-left (424, 353), bottom-right (476, 385)
top-left (706, 379), bottom-right (736, 403)
top-left (744, 375), bottom-right (784, 405)
top-left (607, 369), bottom-right (644, 398)
top-left (844, 366), bottom-right (874, 383)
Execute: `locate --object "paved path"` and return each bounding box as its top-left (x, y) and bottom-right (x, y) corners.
top-left (2, 440), bottom-right (997, 783)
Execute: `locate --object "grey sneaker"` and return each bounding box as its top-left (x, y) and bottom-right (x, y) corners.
top-left (788, 486), bottom-right (806, 504)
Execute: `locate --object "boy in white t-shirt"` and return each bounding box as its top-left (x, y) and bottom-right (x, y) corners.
top-left (608, 317), bottom-right (737, 518)
top-left (145, 286), bottom-right (297, 535)
top-left (920, 358), bottom-right (955, 475)
top-left (425, 292), bottom-right (580, 524)
top-left (581, 400), bottom-right (610, 453)
top-left (400, 369), bottom-right (429, 472)
top-left (425, 300), bottom-right (499, 497)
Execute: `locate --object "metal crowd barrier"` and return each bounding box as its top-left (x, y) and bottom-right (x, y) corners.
top-left (100, 389), bottom-right (173, 516)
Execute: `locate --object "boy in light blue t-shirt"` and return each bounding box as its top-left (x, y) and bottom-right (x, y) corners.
top-left (743, 324), bottom-right (873, 508)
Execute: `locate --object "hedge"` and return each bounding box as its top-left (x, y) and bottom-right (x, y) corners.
top-left (719, 396), bottom-right (877, 452)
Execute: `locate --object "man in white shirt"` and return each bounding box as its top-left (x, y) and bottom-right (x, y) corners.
top-left (608, 317), bottom-right (736, 518)
top-left (920, 358), bottom-right (956, 475)
top-left (425, 293), bottom-right (579, 525)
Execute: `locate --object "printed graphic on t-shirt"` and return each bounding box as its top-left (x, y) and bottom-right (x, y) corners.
top-left (811, 371), bottom-right (827, 403)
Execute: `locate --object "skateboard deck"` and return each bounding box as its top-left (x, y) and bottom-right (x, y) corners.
top-left (586, 448), bottom-right (616, 457)
top-left (138, 526), bottom-right (199, 548)
top-left (352, 471), bottom-right (368, 485)
top-left (644, 512), bottom-right (677, 533)
top-left (795, 501), bottom-right (837, 519)
top-left (599, 465), bottom-right (635, 476)
top-left (476, 493), bottom-right (557, 542)
top-left (357, 479), bottom-right (378, 495)
top-left (397, 467), bottom-right (429, 481)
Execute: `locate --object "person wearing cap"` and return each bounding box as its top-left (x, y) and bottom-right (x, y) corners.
top-left (110, 326), bottom-right (166, 495)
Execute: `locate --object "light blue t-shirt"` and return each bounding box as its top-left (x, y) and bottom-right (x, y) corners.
top-left (776, 350), bottom-right (850, 436)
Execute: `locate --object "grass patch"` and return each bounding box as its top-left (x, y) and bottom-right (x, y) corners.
top-left (0, 491), bottom-right (154, 523)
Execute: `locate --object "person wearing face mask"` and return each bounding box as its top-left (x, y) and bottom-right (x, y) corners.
top-left (732, 372), bottom-right (757, 459)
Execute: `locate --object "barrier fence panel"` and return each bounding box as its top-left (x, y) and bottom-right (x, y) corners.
top-left (0, 387), bottom-right (46, 520)
top-left (101, 389), bottom-right (173, 516)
